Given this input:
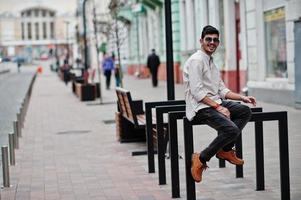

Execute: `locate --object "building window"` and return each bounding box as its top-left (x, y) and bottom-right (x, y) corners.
top-left (28, 23), bottom-right (32, 39)
top-left (50, 22), bottom-right (54, 39)
top-left (264, 7), bottom-right (287, 78)
top-left (35, 22), bottom-right (39, 40)
top-left (43, 22), bottom-right (47, 39)
top-left (21, 22), bottom-right (25, 40)
top-left (34, 9), bottom-right (39, 17)
top-left (21, 8), bottom-right (56, 41)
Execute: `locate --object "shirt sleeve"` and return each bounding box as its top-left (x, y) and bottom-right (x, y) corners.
top-left (188, 59), bottom-right (207, 102)
top-left (218, 78), bottom-right (230, 99)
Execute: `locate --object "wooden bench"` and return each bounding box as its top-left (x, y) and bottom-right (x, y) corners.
top-left (115, 87), bottom-right (152, 144)
top-left (115, 88), bottom-right (182, 156)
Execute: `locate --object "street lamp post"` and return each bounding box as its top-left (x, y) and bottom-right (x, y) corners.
top-left (92, 2), bottom-right (103, 103)
top-left (64, 20), bottom-right (70, 63)
top-left (132, 3), bottom-right (144, 77)
top-left (83, 0), bottom-right (89, 72)
top-left (164, 0), bottom-right (175, 100)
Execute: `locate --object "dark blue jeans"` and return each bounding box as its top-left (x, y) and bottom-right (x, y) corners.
top-left (195, 101), bottom-right (252, 162)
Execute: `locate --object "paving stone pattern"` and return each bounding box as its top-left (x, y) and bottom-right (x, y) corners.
top-left (1, 62), bottom-right (300, 200)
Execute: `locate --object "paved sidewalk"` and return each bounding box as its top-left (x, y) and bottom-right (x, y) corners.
top-left (1, 63), bottom-right (301, 200)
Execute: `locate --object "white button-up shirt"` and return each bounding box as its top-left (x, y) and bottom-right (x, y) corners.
top-left (183, 50), bottom-right (230, 121)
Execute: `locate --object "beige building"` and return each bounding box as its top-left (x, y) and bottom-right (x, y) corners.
top-left (76, 0), bottom-right (112, 70)
top-left (0, 0), bottom-right (77, 63)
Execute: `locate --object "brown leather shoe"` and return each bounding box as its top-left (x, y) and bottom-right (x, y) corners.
top-left (191, 153), bottom-right (208, 183)
top-left (216, 150), bottom-right (244, 165)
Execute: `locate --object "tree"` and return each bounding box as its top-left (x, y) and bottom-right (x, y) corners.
top-left (95, 0), bottom-right (129, 87)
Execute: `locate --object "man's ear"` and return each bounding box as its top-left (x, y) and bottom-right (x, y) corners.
top-left (199, 38), bottom-right (203, 44)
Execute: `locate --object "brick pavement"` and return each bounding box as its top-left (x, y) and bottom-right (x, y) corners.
top-left (1, 63), bottom-right (301, 200)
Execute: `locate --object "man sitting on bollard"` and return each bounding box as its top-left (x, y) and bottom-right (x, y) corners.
top-left (183, 25), bottom-right (257, 183)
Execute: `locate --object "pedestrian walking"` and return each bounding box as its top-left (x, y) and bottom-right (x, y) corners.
top-left (17, 61), bottom-right (21, 73)
top-left (115, 65), bottom-right (121, 87)
top-left (183, 25), bottom-right (257, 183)
top-left (102, 54), bottom-right (115, 90)
top-left (147, 49), bottom-right (160, 87)
top-left (62, 58), bottom-right (71, 85)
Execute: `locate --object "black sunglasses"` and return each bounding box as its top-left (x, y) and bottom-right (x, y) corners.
top-left (204, 37), bottom-right (220, 43)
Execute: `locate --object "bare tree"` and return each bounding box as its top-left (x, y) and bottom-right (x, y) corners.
top-left (92, 1), bottom-right (103, 103)
top-left (94, 16), bottom-right (128, 87)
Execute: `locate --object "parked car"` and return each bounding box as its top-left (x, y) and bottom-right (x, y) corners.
top-left (12, 56), bottom-right (26, 64)
top-left (0, 57), bottom-right (11, 62)
top-left (40, 53), bottom-right (48, 60)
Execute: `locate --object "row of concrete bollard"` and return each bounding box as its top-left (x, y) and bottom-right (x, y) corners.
top-left (1, 73), bottom-right (33, 188)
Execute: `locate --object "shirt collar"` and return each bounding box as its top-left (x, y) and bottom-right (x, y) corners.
top-left (198, 49), bottom-right (213, 66)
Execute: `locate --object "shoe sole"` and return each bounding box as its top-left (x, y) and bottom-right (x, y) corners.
top-left (216, 155), bottom-right (244, 166)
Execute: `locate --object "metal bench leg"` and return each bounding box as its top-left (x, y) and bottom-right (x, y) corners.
top-left (255, 121), bottom-right (264, 190)
top-left (146, 106), bottom-right (155, 173)
top-left (279, 113), bottom-right (290, 200)
top-left (236, 134), bottom-right (244, 178)
top-left (183, 118), bottom-right (196, 200)
top-left (157, 113), bottom-right (166, 185)
top-left (219, 158), bottom-right (226, 168)
top-left (169, 115), bottom-right (180, 198)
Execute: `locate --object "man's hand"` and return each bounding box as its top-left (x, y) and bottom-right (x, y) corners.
top-left (241, 96), bottom-right (257, 106)
top-left (216, 106), bottom-right (230, 118)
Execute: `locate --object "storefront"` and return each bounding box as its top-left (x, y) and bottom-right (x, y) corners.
top-left (242, 0), bottom-right (301, 107)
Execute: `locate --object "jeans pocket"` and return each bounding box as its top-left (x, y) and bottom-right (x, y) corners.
top-left (196, 108), bottom-right (212, 121)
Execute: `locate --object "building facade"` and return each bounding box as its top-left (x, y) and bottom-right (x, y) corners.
top-left (76, 0), bottom-right (112, 71)
top-left (0, 0), bottom-right (77, 64)
top-left (107, 0), bottom-right (182, 82)
top-left (241, 0), bottom-right (301, 107)
top-left (74, 0), bottom-right (301, 107)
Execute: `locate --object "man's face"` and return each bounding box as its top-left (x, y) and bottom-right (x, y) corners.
top-left (200, 33), bottom-right (220, 55)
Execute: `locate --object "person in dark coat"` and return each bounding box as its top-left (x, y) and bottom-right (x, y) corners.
top-left (147, 49), bottom-right (160, 87)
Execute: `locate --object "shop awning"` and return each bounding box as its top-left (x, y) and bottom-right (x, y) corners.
top-left (117, 6), bottom-right (133, 23)
top-left (141, 0), bottom-right (162, 10)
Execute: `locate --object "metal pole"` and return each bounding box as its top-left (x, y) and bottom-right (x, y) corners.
top-left (164, 0), bottom-right (175, 100)
top-left (83, 0), bottom-right (89, 72)
top-left (278, 113), bottom-right (290, 200)
top-left (21, 103), bottom-right (24, 128)
top-left (168, 112), bottom-right (182, 198)
top-left (145, 104), bottom-right (155, 173)
top-left (9, 133), bottom-right (15, 165)
top-left (255, 121), bottom-right (265, 190)
top-left (92, 2), bottom-right (103, 103)
top-left (183, 118), bottom-right (195, 200)
top-left (236, 134), bottom-right (243, 178)
top-left (17, 113), bottom-right (22, 137)
top-left (156, 109), bottom-right (166, 185)
top-left (135, 14), bottom-right (141, 77)
top-left (64, 21), bottom-right (70, 62)
top-left (2, 146), bottom-right (10, 187)
top-left (13, 121), bottom-right (19, 149)
top-left (115, 14), bottom-right (123, 87)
